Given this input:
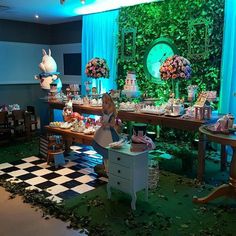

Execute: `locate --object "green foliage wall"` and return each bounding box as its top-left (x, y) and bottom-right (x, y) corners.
top-left (117, 0), bottom-right (224, 102)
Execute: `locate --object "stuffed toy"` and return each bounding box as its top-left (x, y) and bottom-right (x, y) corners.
top-left (35, 49), bottom-right (62, 92)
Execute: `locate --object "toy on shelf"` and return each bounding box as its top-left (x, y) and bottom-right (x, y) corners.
top-left (130, 123), bottom-right (155, 152)
top-left (194, 92), bottom-right (212, 120)
top-left (205, 114), bottom-right (235, 133)
top-left (35, 49), bottom-right (62, 92)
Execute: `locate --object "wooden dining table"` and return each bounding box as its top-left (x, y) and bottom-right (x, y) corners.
top-left (47, 101), bottom-right (219, 181)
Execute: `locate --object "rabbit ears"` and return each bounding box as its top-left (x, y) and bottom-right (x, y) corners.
top-left (42, 49), bottom-right (51, 56)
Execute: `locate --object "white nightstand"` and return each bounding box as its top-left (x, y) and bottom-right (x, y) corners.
top-left (107, 144), bottom-right (149, 210)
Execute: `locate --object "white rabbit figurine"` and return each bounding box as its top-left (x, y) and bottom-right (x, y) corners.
top-left (35, 49), bottom-right (62, 92)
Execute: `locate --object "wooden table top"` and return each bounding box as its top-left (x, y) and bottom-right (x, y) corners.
top-left (45, 126), bottom-right (94, 141)
top-left (48, 101), bottom-right (217, 132)
top-left (199, 125), bottom-right (236, 146)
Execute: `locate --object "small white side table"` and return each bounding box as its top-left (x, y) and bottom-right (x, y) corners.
top-left (107, 144), bottom-right (149, 210)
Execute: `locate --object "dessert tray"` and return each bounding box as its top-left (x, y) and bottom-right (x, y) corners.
top-left (71, 127), bottom-right (85, 133)
top-left (165, 113), bottom-right (183, 117)
top-left (49, 122), bottom-right (63, 128)
top-left (203, 125), bottom-right (236, 135)
top-left (60, 122), bottom-right (72, 129)
top-left (140, 109), bottom-right (165, 115)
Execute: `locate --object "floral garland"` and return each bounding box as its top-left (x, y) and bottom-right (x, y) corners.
top-left (160, 55), bottom-right (191, 80)
top-left (85, 57), bottom-right (110, 79)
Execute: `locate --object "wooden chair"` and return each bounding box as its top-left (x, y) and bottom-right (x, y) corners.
top-left (0, 111), bottom-right (11, 143)
top-left (11, 110), bottom-right (26, 137)
top-left (26, 106), bottom-right (38, 131)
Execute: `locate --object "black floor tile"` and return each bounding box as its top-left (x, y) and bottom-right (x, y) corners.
top-left (0, 173), bottom-right (12, 180)
top-left (10, 160), bottom-right (26, 165)
top-left (24, 166), bottom-right (42, 172)
top-left (2, 166), bottom-right (20, 173)
top-left (56, 190), bottom-right (79, 200)
top-left (31, 159), bottom-right (46, 165)
top-left (86, 179), bottom-right (106, 187)
top-left (35, 181), bottom-right (56, 190)
top-left (18, 173), bottom-right (38, 181)
top-left (62, 180), bottom-right (82, 188)
top-left (47, 165), bottom-right (64, 171)
top-left (65, 172), bottom-right (84, 179)
top-left (41, 172), bottom-right (61, 180)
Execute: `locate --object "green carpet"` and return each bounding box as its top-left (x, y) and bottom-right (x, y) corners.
top-left (0, 137), bottom-right (39, 164)
top-left (64, 172), bottom-right (236, 235)
top-left (0, 139), bottom-right (235, 235)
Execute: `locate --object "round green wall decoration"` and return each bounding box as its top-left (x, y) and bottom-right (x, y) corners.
top-left (144, 37), bottom-right (178, 83)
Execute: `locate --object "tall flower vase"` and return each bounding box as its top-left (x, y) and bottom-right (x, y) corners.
top-left (172, 79), bottom-right (180, 99)
top-left (96, 79), bottom-right (102, 95)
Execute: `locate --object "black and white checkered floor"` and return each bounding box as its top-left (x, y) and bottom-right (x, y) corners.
top-left (0, 145), bottom-right (107, 203)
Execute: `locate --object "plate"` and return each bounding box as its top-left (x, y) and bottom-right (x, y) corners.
top-left (165, 113), bottom-right (183, 117)
top-left (119, 108), bottom-right (135, 112)
top-left (91, 104), bottom-right (102, 107)
top-left (71, 128), bottom-right (84, 133)
top-left (140, 110), bottom-right (165, 115)
top-left (70, 146), bottom-right (81, 150)
top-left (204, 125), bottom-right (235, 135)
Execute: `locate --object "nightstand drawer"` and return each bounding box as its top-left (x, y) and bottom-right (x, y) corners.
top-left (109, 174), bottom-right (131, 193)
top-left (109, 163), bottom-right (130, 180)
top-left (109, 152), bottom-right (132, 167)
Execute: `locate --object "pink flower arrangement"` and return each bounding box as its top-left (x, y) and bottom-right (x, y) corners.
top-left (85, 57), bottom-right (110, 79)
top-left (159, 55), bottom-right (191, 81)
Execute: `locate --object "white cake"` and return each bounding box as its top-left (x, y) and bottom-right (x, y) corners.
top-left (122, 71), bottom-right (141, 98)
top-left (123, 71), bottom-right (139, 92)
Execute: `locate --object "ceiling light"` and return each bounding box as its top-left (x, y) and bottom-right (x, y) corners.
top-left (81, 0), bottom-right (85, 4)
top-left (35, 14), bottom-right (39, 19)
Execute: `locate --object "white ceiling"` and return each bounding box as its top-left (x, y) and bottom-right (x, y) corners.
top-left (0, 0), bottom-right (160, 25)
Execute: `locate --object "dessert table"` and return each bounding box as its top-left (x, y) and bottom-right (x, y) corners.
top-left (193, 125), bottom-right (236, 203)
top-left (45, 125), bottom-right (94, 148)
top-left (47, 102), bottom-right (219, 180)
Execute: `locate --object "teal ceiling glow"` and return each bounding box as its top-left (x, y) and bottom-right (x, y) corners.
top-left (0, 0), bottom-right (160, 24)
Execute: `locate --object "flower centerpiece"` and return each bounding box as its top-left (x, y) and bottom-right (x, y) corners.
top-left (85, 57), bottom-right (110, 79)
top-left (160, 55), bottom-right (191, 98)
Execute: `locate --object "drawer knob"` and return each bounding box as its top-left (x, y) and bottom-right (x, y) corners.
top-left (118, 170), bottom-right (121, 173)
top-left (117, 181), bottom-right (120, 185)
top-left (117, 157), bottom-right (121, 161)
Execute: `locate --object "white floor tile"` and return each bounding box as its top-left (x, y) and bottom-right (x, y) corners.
top-left (8, 169), bottom-right (29, 177)
top-left (72, 184), bottom-right (95, 194)
top-left (22, 156), bottom-right (40, 162)
top-left (50, 176), bottom-right (71, 184)
top-left (83, 150), bottom-right (97, 155)
top-left (46, 185), bottom-right (68, 195)
top-left (78, 169), bottom-right (90, 175)
top-left (0, 163), bottom-right (13, 170)
top-left (63, 162), bottom-right (78, 168)
top-left (46, 195), bottom-right (63, 203)
top-left (54, 168), bottom-right (74, 176)
top-left (32, 169), bottom-right (53, 176)
top-left (75, 175), bottom-right (95, 184)
top-left (15, 162), bottom-right (35, 169)
top-left (25, 176), bottom-right (48, 186)
top-left (38, 162), bottom-right (50, 169)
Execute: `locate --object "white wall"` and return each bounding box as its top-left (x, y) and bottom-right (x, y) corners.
top-left (50, 43), bottom-right (82, 85)
top-left (0, 41), bottom-right (49, 84)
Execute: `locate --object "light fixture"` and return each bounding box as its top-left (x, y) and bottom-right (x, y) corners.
top-left (60, 0), bottom-right (86, 4)
top-left (35, 14), bottom-right (39, 19)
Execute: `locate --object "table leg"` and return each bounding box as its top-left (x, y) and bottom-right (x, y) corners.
top-left (220, 144), bottom-right (227, 171)
top-left (197, 132), bottom-right (206, 182)
top-left (193, 146), bottom-right (236, 204)
top-left (131, 192), bottom-right (137, 210)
